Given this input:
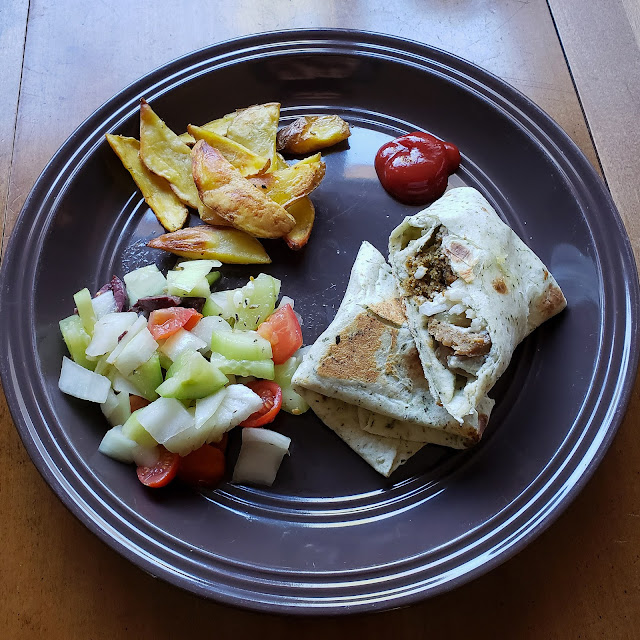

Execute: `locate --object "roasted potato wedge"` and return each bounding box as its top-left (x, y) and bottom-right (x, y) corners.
top-left (226, 103), bottom-right (280, 168)
top-left (106, 134), bottom-right (188, 232)
top-left (192, 140), bottom-right (295, 239)
top-left (187, 125), bottom-right (269, 176)
top-left (148, 225), bottom-right (271, 264)
top-left (139, 100), bottom-right (201, 209)
top-left (284, 196), bottom-right (315, 251)
top-left (277, 115), bottom-right (350, 154)
top-left (249, 153), bottom-right (325, 208)
top-left (178, 112), bottom-right (236, 145)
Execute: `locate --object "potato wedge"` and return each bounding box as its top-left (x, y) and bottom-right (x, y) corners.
top-left (277, 115), bottom-right (350, 154)
top-left (272, 152), bottom-right (289, 171)
top-left (106, 134), bottom-right (188, 232)
top-left (139, 100), bottom-right (201, 209)
top-left (192, 140), bottom-right (295, 239)
top-left (226, 103), bottom-right (280, 168)
top-left (187, 125), bottom-right (269, 176)
top-left (148, 226), bottom-right (271, 264)
top-left (249, 153), bottom-right (325, 208)
top-left (178, 112), bottom-right (236, 145)
top-left (284, 196), bottom-right (315, 251)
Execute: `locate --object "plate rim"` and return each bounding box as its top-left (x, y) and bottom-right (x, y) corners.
top-left (1, 28), bottom-right (638, 615)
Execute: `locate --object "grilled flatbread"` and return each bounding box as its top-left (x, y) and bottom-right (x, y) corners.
top-left (388, 187), bottom-right (566, 423)
top-left (292, 242), bottom-right (493, 472)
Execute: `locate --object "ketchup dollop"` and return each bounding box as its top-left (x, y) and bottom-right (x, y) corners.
top-left (374, 132), bottom-right (461, 204)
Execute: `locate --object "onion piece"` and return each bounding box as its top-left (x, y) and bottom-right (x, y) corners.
top-left (160, 328), bottom-right (206, 362)
top-left (204, 384), bottom-right (263, 444)
top-left (100, 388), bottom-right (131, 427)
top-left (123, 265), bottom-right (167, 306)
top-left (136, 397), bottom-right (194, 444)
top-left (232, 428), bottom-right (291, 487)
top-left (99, 426), bottom-right (139, 463)
top-left (113, 327), bottom-right (158, 376)
top-left (106, 315), bottom-right (147, 364)
top-left (99, 426), bottom-right (159, 466)
top-left (189, 315), bottom-right (230, 352)
top-left (85, 312), bottom-right (138, 358)
top-left (58, 356), bottom-right (111, 403)
top-left (91, 290), bottom-right (117, 320)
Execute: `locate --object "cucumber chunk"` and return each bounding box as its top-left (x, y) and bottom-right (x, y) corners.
top-left (210, 329), bottom-right (272, 361)
top-left (209, 353), bottom-right (275, 379)
top-left (127, 352), bottom-right (162, 401)
top-left (59, 315), bottom-right (95, 370)
top-left (123, 264), bottom-right (167, 306)
top-left (233, 273), bottom-right (280, 331)
top-left (122, 410), bottom-right (158, 448)
top-left (73, 288), bottom-right (97, 335)
top-left (156, 350), bottom-right (228, 400)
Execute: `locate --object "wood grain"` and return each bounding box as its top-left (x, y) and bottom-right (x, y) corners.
top-left (3, 1), bottom-right (639, 638)
top-left (549, 0), bottom-right (640, 261)
top-left (0, 0), bottom-right (29, 258)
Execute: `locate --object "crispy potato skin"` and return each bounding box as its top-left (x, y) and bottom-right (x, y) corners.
top-left (248, 154), bottom-right (326, 208)
top-left (148, 225), bottom-right (271, 264)
top-left (284, 196), bottom-right (315, 250)
top-left (276, 115), bottom-right (350, 154)
top-left (192, 140), bottom-right (295, 239)
top-left (106, 134), bottom-right (188, 232)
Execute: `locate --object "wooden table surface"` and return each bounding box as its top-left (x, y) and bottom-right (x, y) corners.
top-left (1, 1), bottom-right (639, 637)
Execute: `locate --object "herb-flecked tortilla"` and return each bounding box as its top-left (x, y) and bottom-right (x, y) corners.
top-left (388, 187), bottom-right (566, 423)
top-left (292, 242), bottom-right (493, 456)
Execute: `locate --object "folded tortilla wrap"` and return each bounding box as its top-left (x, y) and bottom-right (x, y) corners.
top-left (388, 186), bottom-right (566, 423)
top-left (292, 241), bottom-right (493, 455)
top-left (297, 389), bottom-right (424, 477)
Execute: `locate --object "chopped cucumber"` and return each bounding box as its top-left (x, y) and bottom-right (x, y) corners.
top-left (210, 329), bottom-right (272, 361)
top-left (209, 353), bottom-right (275, 379)
top-left (233, 273), bottom-right (280, 331)
top-left (127, 352), bottom-right (162, 401)
top-left (73, 288), bottom-right (97, 335)
top-left (59, 315), bottom-right (95, 370)
top-left (273, 356), bottom-right (299, 388)
top-left (123, 264), bottom-right (167, 306)
top-left (122, 410), bottom-right (158, 448)
top-left (202, 295), bottom-right (224, 318)
top-left (274, 354), bottom-right (309, 415)
top-left (157, 350), bottom-right (228, 400)
top-left (206, 271), bottom-right (221, 287)
top-left (281, 386), bottom-right (309, 415)
top-left (167, 260), bottom-right (219, 297)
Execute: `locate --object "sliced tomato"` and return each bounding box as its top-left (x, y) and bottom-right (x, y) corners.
top-left (129, 395), bottom-right (151, 413)
top-left (147, 307), bottom-right (202, 340)
top-left (136, 447), bottom-right (180, 488)
top-left (240, 380), bottom-right (283, 427)
top-left (256, 304), bottom-right (302, 365)
top-left (177, 444), bottom-right (226, 488)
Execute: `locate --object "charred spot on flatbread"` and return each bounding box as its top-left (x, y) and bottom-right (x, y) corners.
top-left (366, 297), bottom-right (406, 326)
top-left (492, 277), bottom-right (508, 294)
top-left (536, 282), bottom-right (566, 320)
top-left (317, 312), bottom-right (386, 383)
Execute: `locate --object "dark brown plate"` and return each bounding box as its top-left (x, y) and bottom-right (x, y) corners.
top-left (1, 30), bottom-right (637, 614)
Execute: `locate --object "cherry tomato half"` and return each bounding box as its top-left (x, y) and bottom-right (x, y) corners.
top-left (136, 447), bottom-right (180, 488)
top-left (147, 307), bottom-right (202, 340)
top-left (177, 444), bottom-right (225, 488)
top-left (240, 380), bottom-right (283, 427)
top-left (256, 304), bottom-right (303, 365)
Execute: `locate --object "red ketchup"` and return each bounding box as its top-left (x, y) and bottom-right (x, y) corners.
top-left (374, 132), bottom-right (461, 204)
